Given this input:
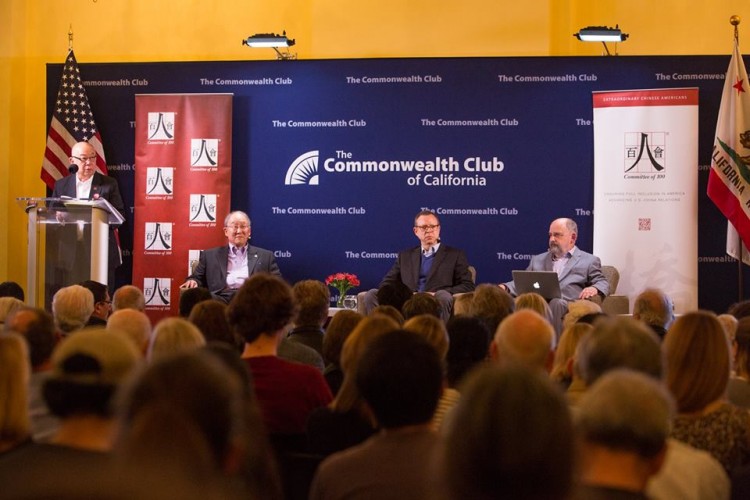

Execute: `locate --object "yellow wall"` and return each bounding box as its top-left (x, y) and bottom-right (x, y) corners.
top-left (2, 0), bottom-right (750, 290)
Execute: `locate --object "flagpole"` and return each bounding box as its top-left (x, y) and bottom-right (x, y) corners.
top-left (733, 15), bottom-right (746, 302)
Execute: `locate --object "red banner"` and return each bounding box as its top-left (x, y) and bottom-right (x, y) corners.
top-left (133, 94), bottom-right (233, 322)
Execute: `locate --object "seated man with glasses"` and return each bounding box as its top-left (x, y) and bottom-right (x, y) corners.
top-left (51, 141), bottom-right (126, 291)
top-left (363, 210), bottom-right (475, 322)
top-left (79, 280), bottom-right (112, 326)
top-left (180, 210), bottom-right (281, 304)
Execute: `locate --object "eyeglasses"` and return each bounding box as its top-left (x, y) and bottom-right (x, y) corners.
top-left (415, 224), bottom-right (440, 232)
top-left (225, 224), bottom-right (250, 230)
top-left (71, 155), bottom-right (97, 163)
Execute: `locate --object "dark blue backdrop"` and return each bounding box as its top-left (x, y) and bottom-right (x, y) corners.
top-left (46, 55), bottom-right (747, 313)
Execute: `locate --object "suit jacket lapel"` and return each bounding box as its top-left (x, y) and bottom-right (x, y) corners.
top-left (246, 246), bottom-right (260, 275)
top-left (218, 246), bottom-right (229, 281)
top-left (426, 246), bottom-right (447, 285)
top-left (404, 247), bottom-right (421, 289)
top-left (89, 173), bottom-right (102, 200)
top-left (558, 250), bottom-right (581, 281)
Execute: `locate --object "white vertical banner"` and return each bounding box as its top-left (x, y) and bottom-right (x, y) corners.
top-left (593, 88), bottom-right (699, 313)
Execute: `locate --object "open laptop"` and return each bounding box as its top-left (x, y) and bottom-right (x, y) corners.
top-left (512, 271), bottom-right (562, 300)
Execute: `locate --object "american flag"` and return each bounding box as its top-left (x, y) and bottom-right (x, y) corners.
top-left (41, 49), bottom-right (107, 189)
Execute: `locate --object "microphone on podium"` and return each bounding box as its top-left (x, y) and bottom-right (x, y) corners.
top-left (68, 164), bottom-right (79, 175)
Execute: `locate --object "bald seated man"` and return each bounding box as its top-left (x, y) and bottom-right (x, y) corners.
top-left (112, 285), bottom-right (146, 312)
top-left (490, 309), bottom-right (555, 372)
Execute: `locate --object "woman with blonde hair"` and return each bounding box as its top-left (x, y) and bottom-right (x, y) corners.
top-left (147, 317), bottom-right (206, 362)
top-left (515, 292), bottom-right (552, 324)
top-left (550, 322), bottom-right (593, 389)
top-left (306, 315), bottom-right (399, 455)
top-left (665, 310), bottom-right (750, 472)
top-left (0, 333), bottom-right (31, 454)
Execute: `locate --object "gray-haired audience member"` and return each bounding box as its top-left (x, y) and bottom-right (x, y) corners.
top-left (576, 369), bottom-right (674, 498)
top-left (51, 284), bottom-right (94, 335)
top-left (443, 364), bottom-right (573, 500)
top-left (107, 309), bottom-right (152, 355)
top-left (633, 288), bottom-right (674, 341)
top-left (491, 309), bottom-right (555, 372)
top-left (575, 316), bottom-right (730, 500)
top-left (112, 285), bottom-right (146, 312)
top-left (3, 306), bottom-right (60, 441)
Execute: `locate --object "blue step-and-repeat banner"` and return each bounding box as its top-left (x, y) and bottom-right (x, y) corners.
top-left (47, 55), bottom-right (748, 313)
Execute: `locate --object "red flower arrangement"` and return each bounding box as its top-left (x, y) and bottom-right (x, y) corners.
top-left (325, 272), bottom-right (360, 307)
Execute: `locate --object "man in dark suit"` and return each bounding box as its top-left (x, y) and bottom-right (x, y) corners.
top-left (500, 218), bottom-right (609, 334)
top-left (363, 210), bottom-right (475, 322)
top-left (180, 210), bottom-right (281, 303)
top-left (50, 141), bottom-right (125, 292)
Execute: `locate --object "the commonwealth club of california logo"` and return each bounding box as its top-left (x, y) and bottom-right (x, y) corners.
top-left (285, 151), bottom-right (319, 185)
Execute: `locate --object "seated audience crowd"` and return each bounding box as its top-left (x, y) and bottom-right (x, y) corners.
top-left (4, 276), bottom-right (750, 500)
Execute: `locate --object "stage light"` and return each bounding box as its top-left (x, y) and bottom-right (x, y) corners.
top-left (242, 32), bottom-right (297, 60)
top-left (574, 26), bottom-right (629, 56)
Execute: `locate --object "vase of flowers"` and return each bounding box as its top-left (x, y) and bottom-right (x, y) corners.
top-left (325, 272), bottom-right (360, 308)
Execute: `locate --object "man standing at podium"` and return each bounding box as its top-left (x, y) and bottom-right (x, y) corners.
top-left (50, 141), bottom-right (125, 291)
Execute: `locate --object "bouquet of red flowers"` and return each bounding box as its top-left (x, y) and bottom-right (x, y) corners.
top-left (325, 272), bottom-right (361, 307)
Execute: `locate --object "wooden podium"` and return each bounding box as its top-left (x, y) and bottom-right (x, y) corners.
top-left (17, 197), bottom-right (125, 308)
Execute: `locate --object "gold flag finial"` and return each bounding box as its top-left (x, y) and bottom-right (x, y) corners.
top-left (68, 24), bottom-right (73, 51)
top-left (731, 15), bottom-right (741, 41)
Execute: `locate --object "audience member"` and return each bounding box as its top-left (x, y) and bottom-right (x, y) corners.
top-left (469, 283), bottom-right (515, 334)
top-left (51, 284), bottom-right (94, 335)
top-left (0, 333), bottom-right (30, 455)
top-left (443, 363), bottom-right (573, 500)
top-left (188, 299), bottom-right (241, 351)
top-left (226, 273), bottom-right (332, 437)
top-left (310, 330), bottom-right (443, 499)
top-left (0, 328), bottom-right (140, 497)
top-left (665, 310), bottom-right (750, 473)
top-left (112, 284), bottom-right (146, 312)
top-left (79, 280), bottom-right (111, 326)
top-left (445, 315), bottom-right (490, 387)
top-left (550, 322), bottom-right (593, 389)
top-left (562, 299), bottom-right (602, 331)
top-left (287, 280), bottom-right (330, 356)
top-left (729, 300), bottom-right (750, 320)
top-left (321, 310), bottom-right (364, 396)
top-left (515, 291), bottom-right (553, 324)
top-left (0, 281), bottom-right (24, 302)
top-left (452, 291), bottom-right (474, 316)
top-left (576, 317), bottom-right (663, 387)
top-left (371, 305), bottom-right (405, 325)
top-left (633, 288), bottom-right (674, 341)
top-left (576, 369), bottom-right (674, 498)
top-left (375, 281), bottom-right (413, 312)
top-left (401, 292), bottom-right (441, 321)
top-left (3, 307), bottom-right (59, 441)
top-left (575, 315), bottom-right (730, 500)
top-left (116, 350), bottom-right (280, 499)
top-left (106, 309), bottom-right (152, 355)
top-left (491, 309), bottom-right (554, 372)
top-left (0, 297), bottom-right (24, 325)
top-left (178, 286), bottom-right (212, 318)
top-left (729, 317), bottom-right (750, 408)
top-left (403, 314), bottom-right (454, 430)
top-left (147, 317), bottom-right (206, 362)
top-left (277, 334), bottom-right (326, 372)
top-left (307, 315), bottom-right (398, 456)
